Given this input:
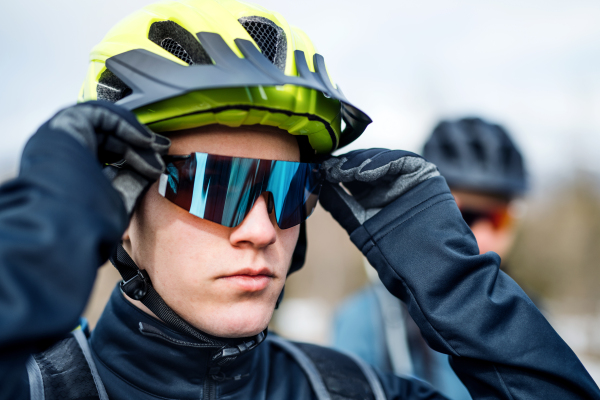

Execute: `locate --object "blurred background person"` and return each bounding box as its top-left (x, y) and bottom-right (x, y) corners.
top-left (332, 117), bottom-right (528, 399)
top-left (425, 118), bottom-right (527, 266)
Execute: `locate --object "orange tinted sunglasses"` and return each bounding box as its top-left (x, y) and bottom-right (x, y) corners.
top-left (459, 207), bottom-right (512, 229)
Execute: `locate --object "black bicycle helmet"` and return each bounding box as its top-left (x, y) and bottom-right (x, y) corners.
top-left (423, 117), bottom-right (528, 197)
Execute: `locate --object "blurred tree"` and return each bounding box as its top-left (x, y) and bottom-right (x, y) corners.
top-left (508, 173), bottom-right (600, 314)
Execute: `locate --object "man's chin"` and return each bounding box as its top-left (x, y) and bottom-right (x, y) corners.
top-left (199, 320), bottom-right (271, 339)
top-left (187, 304), bottom-right (275, 339)
top-left (124, 290), bottom-right (274, 338)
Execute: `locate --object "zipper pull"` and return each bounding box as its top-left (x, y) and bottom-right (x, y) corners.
top-left (209, 367), bottom-right (226, 381)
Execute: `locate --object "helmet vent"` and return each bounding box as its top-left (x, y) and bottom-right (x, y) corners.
top-left (424, 118), bottom-right (528, 195)
top-left (239, 17), bottom-right (287, 71)
top-left (469, 140), bottom-right (486, 164)
top-left (241, 20), bottom-right (278, 62)
top-left (161, 38), bottom-right (194, 65)
top-left (97, 69), bottom-right (132, 103)
top-left (148, 21), bottom-right (212, 66)
top-left (440, 141), bottom-right (459, 161)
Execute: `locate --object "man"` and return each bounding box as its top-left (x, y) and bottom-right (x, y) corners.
top-left (333, 118), bottom-right (530, 399)
top-left (424, 118), bottom-right (527, 261)
top-left (0, 1), bottom-right (599, 399)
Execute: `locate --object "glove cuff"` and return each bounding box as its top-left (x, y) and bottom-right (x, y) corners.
top-left (349, 176), bottom-right (454, 253)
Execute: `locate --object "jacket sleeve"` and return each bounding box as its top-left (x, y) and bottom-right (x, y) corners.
top-left (0, 128), bottom-right (128, 399)
top-left (349, 176), bottom-right (600, 399)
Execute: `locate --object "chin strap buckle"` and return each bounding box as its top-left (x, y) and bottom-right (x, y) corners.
top-left (120, 269), bottom-right (151, 300)
top-left (215, 329), bottom-right (268, 360)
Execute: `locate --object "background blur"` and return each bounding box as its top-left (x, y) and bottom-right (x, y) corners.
top-left (2, 0), bottom-right (600, 383)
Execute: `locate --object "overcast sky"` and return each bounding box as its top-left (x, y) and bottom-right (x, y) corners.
top-left (2, 0), bottom-right (600, 189)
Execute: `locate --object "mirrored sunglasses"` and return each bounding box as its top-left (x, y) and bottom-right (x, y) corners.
top-left (159, 152), bottom-right (323, 229)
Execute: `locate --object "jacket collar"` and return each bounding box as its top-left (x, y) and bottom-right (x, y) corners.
top-left (90, 285), bottom-right (260, 398)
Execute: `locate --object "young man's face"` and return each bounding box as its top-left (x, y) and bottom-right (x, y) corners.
top-left (452, 189), bottom-right (516, 260)
top-left (123, 125), bottom-right (301, 338)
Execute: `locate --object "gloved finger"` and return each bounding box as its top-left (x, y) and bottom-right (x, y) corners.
top-left (320, 156), bottom-right (345, 183)
top-left (338, 151), bottom-right (426, 183)
top-left (151, 133), bottom-right (171, 155)
top-left (123, 147), bottom-right (166, 180)
top-left (355, 153), bottom-right (427, 184)
top-left (360, 150), bottom-right (421, 172)
top-left (319, 182), bottom-right (366, 235)
top-left (48, 106), bottom-right (103, 154)
top-left (98, 135), bottom-right (128, 160)
top-left (74, 102), bottom-right (155, 150)
top-left (85, 100), bottom-right (149, 132)
top-left (110, 115), bottom-right (158, 149)
top-left (95, 136), bottom-right (163, 175)
top-left (83, 100), bottom-right (156, 146)
top-left (105, 168), bottom-right (152, 216)
top-left (358, 158), bottom-right (441, 209)
top-left (337, 148), bottom-right (390, 171)
top-left (321, 150), bottom-right (400, 184)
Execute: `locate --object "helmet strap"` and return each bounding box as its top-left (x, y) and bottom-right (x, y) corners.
top-left (109, 243), bottom-right (267, 361)
top-left (288, 222), bottom-right (307, 275)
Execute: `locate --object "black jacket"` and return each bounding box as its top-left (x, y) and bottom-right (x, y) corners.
top-left (85, 285), bottom-right (439, 399)
top-left (1, 127), bottom-right (599, 399)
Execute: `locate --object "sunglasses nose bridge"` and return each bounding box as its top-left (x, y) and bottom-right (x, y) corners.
top-left (248, 191), bottom-right (275, 219)
top-left (264, 191), bottom-right (275, 215)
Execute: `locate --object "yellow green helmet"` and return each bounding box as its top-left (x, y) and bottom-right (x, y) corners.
top-left (79, 0), bottom-right (371, 154)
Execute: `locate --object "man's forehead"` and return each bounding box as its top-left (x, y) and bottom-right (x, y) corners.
top-left (166, 124), bottom-right (300, 162)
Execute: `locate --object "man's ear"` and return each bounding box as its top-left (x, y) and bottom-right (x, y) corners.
top-left (121, 223), bottom-right (133, 254)
top-left (122, 226), bottom-right (130, 241)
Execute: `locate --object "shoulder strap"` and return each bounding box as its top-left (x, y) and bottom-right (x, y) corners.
top-left (26, 355), bottom-right (44, 400)
top-left (336, 348), bottom-right (387, 400)
top-left (72, 329), bottom-right (109, 400)
top-left (268, 335), bottom-right (386, 400)
top-left (26, 330), bottom-right (108, 400)
top-left (268, 336), bottom-right (331, 400)
top-left (372, 281), bottom-right (414, 376)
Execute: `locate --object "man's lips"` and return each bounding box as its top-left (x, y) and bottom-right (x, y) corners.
top-left (220, 267), bottom-right (274, 278)
top-left (217, 268), bottom-right (274, 292)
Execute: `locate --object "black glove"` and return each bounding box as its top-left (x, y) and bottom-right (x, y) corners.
top-left (44, 101), bottom-right (170, 214)
top-left (319, 148), bottom-right (440, 235)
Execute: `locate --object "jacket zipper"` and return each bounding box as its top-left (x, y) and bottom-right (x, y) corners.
top-left (203, 365), bottom-right (221, 400)
top-left (203, 376), bottom-right (216, 400)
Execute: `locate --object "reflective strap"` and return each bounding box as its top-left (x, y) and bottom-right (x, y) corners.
top-left (72, 329), bottom-right (109, 400)
top-left (26, 356), bottom-right (45, 400)
top-left (268, 336), bottom-right (331, 400)
top-left (339, 349), bottom-right (387, 400)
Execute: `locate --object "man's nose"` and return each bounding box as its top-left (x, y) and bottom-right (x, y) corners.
top-left (229, 194), bottom-right (277, 248)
